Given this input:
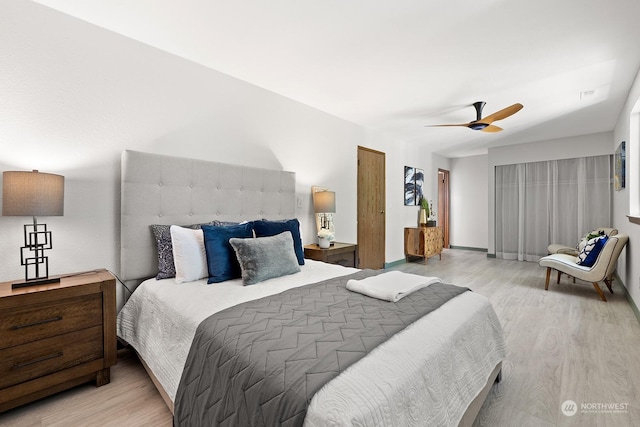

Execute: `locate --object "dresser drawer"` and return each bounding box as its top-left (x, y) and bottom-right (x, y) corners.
top-left (0, 293), bottom-right (102, 350)
top-left (0, 326), bottom-right (103, 389)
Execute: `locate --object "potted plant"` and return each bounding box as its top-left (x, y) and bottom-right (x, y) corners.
top-left (419, 196), bottom-right (429, 227)
top-left (317, 228), bottom-right (335, 248)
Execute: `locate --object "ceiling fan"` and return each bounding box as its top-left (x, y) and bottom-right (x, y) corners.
top-left (427, 101), bottom-right (523, 132)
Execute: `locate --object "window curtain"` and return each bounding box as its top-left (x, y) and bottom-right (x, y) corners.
top-left (495, 155), bottom-right (611, 261)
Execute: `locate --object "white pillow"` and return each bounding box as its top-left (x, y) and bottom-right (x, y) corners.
top-left (170, 225), bottom-right (208, 283)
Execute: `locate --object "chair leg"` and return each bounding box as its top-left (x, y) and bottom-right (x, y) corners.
top-left (556, 270), bottom-right (561, 284)
top-left (604, 277), bottom-right (614, 294)
top-left (592, 283), bottom-right (607, 301)
top-left (545, 268), bottom-right (551, 290)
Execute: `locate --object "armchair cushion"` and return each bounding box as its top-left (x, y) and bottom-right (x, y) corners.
top-left (576, 235), bottom-right (608, 267)
top-left (547, 244), bottom-right (578, 256)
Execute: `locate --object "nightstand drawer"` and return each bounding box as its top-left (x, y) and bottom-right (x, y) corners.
top-left (0, 325), bottom-right (103, 389)
top-left (0, 293), bottom-right (102, 350)
top-left (326, 252), bottom-right (356, 267)
top-left (304, 242), bottom-right (358, 268)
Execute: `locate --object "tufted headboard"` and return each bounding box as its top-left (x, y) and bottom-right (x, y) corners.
top-left (120, 150), bottom-right (296, 289)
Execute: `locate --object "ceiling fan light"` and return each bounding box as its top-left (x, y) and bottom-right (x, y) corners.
top-left (468, 122), bottom-right (488, 131)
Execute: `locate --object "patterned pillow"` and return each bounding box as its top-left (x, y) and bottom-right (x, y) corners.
top-left (576, 235), bottom-right (608, 267)
top-left (576, 229), bottom-right (605, 252)
top-left (151, 221), bottom-right (219, 280)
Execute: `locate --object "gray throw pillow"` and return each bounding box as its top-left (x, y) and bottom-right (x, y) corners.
top-left (229, 231), bottom-right (301, 285)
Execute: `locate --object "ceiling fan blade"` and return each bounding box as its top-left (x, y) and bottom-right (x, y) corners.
top-left (481, 124), bottom-right (503, 132)
top-left (480, 103), bottom-right (523, 124)
top-left (425, 123), bottom-right (470, 128)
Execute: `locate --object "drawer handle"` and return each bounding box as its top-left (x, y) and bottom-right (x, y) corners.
top-left (13, 351), bottom-right (64, 369)
top-left (10, 316), bottom-right (63, 330)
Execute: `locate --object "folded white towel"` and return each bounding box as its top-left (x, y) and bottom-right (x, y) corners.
top-left (346, 271), bottom-right (442, 302)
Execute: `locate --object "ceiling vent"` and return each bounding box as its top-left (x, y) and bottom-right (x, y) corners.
top-left (580, 90), bottom-right (597, 100)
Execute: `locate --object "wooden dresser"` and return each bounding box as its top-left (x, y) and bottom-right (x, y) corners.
top-left (404, 226), bottom-right (444, 263)
top-left (0, 269), bottom-right (116, 412)
top-left (304, 242), bottom-right (358, 268)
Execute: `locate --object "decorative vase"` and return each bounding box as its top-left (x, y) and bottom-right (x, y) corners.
top-left (318, 237), bottom-right (330, 248)
top-left (418, 208), bottom-right (428, 227)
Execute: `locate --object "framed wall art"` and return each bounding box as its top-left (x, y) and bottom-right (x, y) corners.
top-left (615, 141), bottom-right (625, 191)
top-left (404, 166), bottom-right (424, 205)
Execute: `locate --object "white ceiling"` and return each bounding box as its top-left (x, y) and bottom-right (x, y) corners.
top-left (34, 0), bottom-right (640, 157)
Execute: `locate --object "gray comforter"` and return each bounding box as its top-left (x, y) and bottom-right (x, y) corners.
top-left (174, 270), bottom-right (469, 427)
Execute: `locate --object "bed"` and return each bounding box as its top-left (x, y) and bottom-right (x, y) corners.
top-left (116, 150), bottom-right (506, 426)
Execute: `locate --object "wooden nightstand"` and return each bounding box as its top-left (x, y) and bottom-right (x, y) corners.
top-left (304, 242), bottom-right (358, 268)
top-left (0, 269), bottom-right (117, 412)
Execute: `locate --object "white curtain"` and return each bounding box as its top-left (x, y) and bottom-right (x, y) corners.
top-left (495, 155), bottom-right (612, 261)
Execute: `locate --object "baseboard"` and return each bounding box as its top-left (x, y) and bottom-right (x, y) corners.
top-left (614, 272), bottom-right (640, 325)
top-left (449, 245), bottom-right (488, 252)
top-left (384, 258), bottom-right (406, 269)
top-left (486, 253), bottom-right (496, 258)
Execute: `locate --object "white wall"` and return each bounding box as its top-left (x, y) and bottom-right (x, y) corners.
top-left (613, 66), bottom-right (640, 310)
top-left (8, 3), bottom-right (633, 310)
top-left (450, 155), bottom-right (488, 249)
top-left (487, 132), bottom-right (614, 255)
top-left (0, 2), bottom-right (415, 301)
top-left (394, 144), bottom-right (451, 260)
top-left (431, 152), bottom-right (452, 218)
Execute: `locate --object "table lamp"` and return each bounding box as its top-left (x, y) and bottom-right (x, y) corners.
top-left (2, 170), bottom-right (65, 288)
top-left (313, 190), bottom-right (335, 230)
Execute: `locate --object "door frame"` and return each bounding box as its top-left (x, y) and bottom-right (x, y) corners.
top-left (438, 168), bottom-right (450, 248)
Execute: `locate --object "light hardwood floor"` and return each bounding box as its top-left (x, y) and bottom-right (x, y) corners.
top-left (1, 249), bottom-right (639, 426)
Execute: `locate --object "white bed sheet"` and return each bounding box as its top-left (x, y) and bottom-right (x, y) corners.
top-left (117, 260), bottom-right (505, 426)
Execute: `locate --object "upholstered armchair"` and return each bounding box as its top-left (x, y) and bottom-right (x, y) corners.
top-left (538, 234), bottom-right (628, 301)
top-left (547, 227), bottom-right (618, 256)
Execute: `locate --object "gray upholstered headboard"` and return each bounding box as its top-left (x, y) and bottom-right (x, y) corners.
top-left (120, 150), bottom-right (296, 288)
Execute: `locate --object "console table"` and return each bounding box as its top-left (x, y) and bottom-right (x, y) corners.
top-left (404, 226), bottom-right (443, 263)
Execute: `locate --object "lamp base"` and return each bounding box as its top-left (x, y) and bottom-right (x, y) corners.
top-left (12, 277), bottom-right (61, 290)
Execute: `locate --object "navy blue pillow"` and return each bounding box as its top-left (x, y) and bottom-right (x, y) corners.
top-left (253, 219), bottom-right (305, 265)
top-left (202, 223), bottom-right (254, 283)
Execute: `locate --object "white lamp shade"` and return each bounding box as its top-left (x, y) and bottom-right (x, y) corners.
top-left (313, 190), bottom-right (336, 213)
top-left (2, 170), bottom-right (65, 217)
